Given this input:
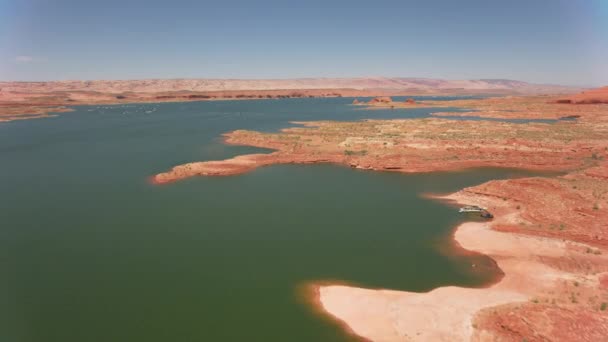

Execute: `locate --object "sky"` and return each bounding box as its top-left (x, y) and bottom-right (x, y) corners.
top-left (0, 0), bottom-right (606, 86)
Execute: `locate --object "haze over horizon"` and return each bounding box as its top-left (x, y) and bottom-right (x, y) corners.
top-left (1, 0), bottom-right (607, 87)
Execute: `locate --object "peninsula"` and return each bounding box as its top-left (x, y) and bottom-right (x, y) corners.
top-left (153, 90), bottom-right (608, 341)
top-left (4, 1), bottom-right (607, 340)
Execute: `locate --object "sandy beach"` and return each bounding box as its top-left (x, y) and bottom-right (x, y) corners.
top-left (314, 189), bottom-right (608, 341)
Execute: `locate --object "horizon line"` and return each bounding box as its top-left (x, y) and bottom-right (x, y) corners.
top-left (0, 76), bottom-right (598, 88)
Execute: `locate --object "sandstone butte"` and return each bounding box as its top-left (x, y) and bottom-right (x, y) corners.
top-left (153, 92), bottom-right (608, 341)
top-left (363, 96), bottom-right (415, 106)
top-left (368, 96), bottom-right (394, 104)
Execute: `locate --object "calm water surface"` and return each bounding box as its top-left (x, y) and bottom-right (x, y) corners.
top-left (1, 97), bottom-right (545, 341)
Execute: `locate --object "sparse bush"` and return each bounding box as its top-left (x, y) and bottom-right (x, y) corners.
top-left (601, 302), bottom-right (607, 311)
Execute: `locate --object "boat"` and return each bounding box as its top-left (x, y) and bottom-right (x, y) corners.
top-left (459, 205), bottom-right (494, 219)
top-left (458, 205), bottom-right (487, 213)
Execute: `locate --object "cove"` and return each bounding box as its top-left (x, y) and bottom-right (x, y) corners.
top-left (1, 97), bottom-right (548, 341)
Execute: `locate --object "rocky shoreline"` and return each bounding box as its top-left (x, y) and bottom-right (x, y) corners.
top-left (314, 170), bottom-right (608, 341)
top-left (152, 92), bottom-right (608, 340)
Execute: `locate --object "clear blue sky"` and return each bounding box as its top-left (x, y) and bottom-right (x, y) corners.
top-left (1, 0), bottom-right (606, 85)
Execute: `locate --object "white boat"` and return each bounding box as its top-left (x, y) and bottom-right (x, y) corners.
top-left (458, 205), bottom-right (487, 213)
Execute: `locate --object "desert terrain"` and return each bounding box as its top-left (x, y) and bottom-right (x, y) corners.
top-left (3, 76), bottom-right (606, 340)
top-left (153, 91), bottom-right (608, 341)
top-left (0, 78), bottom-right (579, 122)
top-left (357, 86), bottom-right (608, 120)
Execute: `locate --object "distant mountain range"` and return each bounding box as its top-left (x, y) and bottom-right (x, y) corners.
top-left (0, 77), bottom-right (580, 95)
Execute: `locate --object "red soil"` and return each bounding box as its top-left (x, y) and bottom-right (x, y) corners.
top-left (556, 86), bottom-right (608, 104)
top-left (474, 303), bottom-right (608, 341)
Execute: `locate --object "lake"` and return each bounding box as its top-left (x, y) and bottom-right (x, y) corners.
top-left (1, 97), bottom-right (544, 341)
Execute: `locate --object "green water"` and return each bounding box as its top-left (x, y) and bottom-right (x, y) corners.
top-left (1, 98), bottom-right (544, 341)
